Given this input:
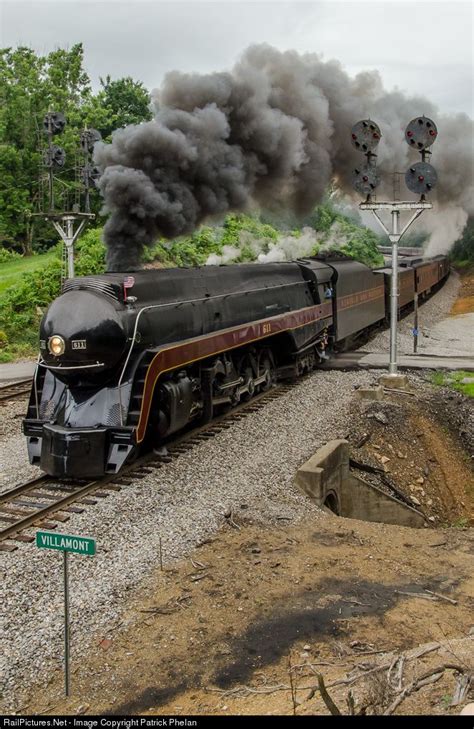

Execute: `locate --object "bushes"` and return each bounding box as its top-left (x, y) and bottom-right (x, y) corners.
top-left (0, 247), bottom-right (21, 264)
top-left (0, 228), bottom-right (105, 361)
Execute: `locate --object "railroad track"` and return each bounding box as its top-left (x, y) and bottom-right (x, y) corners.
top-left (0, 378), bottom-right (32, 403)
top-left (0, 381), bottom-right (294, 552)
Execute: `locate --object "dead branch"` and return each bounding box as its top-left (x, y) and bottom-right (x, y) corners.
top-left (395, 590), bottom-right (438, 601)
top-left (384, 664), bottom-right (467, 715)
top-left (424, 589), bottom-right (458, 605)
top-left (190, 557), bottom-right (208, 570)
top-left (288, 653), bottom-right (298, 716)
top-left (316, 673), bottom-right (342, 715)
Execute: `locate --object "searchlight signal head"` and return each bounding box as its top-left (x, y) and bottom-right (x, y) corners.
top-left (350, 119), bottom-right (381, 200)
top-left (404, 116), bottom-right (438, 150)
top-left (350, 119), bottom-right (382, 153)
top-left (352, 164), bottom-right (380, 196)
top-left (405, 161), bottom-right (438, 195)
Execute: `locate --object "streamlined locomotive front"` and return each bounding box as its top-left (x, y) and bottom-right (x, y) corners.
top-left (23, 280), bottom-right (135, 479)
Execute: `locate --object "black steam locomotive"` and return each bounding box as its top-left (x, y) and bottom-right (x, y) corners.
top-left (23, 253), bottom-right (449, 478)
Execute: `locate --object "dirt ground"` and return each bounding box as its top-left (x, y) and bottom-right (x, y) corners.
top-left (20, 382), bottom-right (474, 717)
top-left (451, 266), bottom-right (474, 316)
top-left (22, 515), bottom-right (474, 717)
top-left (347, 388), bottom-right (473, 526)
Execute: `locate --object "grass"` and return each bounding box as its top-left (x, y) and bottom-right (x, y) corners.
top-left (0, 250), bottom-right (57, 295)
top-left (431, 370), bottom-right (474, 398)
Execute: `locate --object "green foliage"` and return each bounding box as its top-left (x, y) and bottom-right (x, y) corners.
top-left (0, 247), bottom-right (21, 264)
top-left (308, 201), bottom-right (339, 234)
top-left (74, 228), bottom-right (106, 275)
top-left (221, 213), bottom-right (279, 246)
top-left (0, 228), bottom-right (106, 360)
top-left (451, 218), bottom-right (474, 263)
top-left (0, 44), bottom-right (152, 255)
top-left (0, 248), bottom-right (57, 294)
top-left (431, 370), bottom-right (474, 398)
top-left (94, 76), bottom-right (152, 139)
top-left (331, 219), bottom-right (384, 268)
top-left (150, 224), bottom-right (228, 267)
top-left (0, 256), bottom-right (63, 359)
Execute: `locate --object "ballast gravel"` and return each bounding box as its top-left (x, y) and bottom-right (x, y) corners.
top-left (0, 274), bottom-right (462, 710)
top-left (0, 368), bottom-right (380, 711)
top-left (365, 271), bottom-right (462, 356)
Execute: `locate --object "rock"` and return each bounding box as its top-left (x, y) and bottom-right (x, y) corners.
top-left (76, 705), bottom-right (90, 715)
top-left (373, 412), bottom-right (388, 424)
top-left (303, 644), bottom-right (311, 651)
top-left (99, 638), bottom-right (112, 651)
top-left (428, 516), bottom-right (436, 522)
top-left (380, 456), bottom-right (390, 464)
top-left (460, 377), bottom-right (474, 385)
top-left (427, 499), bottom-right (433, 506)
top-left (416, 476), bottom-right (424, 485)
top-left (410, 496), bottom-right (421, 506)
top-left (409, 484), bottom-right (415, 491)
top-left (397, 451), bottom-right (405, 459)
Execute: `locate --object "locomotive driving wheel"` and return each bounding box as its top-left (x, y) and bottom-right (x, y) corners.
top-left (241, 366), bottom-right (255, 402)
top-left (258, 349), bottom-right (276, 392)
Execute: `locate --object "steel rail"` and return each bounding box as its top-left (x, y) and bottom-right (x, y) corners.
top-left (0, 379), bottom-right (32, 402)
top-left (0, 477), bottom-right (109, 542)
top-left (0, 379), bottom-right (292, 548)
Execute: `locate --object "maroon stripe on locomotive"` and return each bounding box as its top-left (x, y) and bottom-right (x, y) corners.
top-left (135, 302), bottom-right (333, 442)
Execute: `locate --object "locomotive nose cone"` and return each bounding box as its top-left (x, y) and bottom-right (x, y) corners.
top-left (40, 289), bottom-right (128, 375)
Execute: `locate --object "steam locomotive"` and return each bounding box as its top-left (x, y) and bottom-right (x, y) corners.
top-left (23, 253), bottom-right (449, 478)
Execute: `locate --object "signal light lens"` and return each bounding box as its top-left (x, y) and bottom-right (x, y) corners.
top-left (362, 176), bottom-right (368, 182)
top-left (418, 175), bottom-right (425, 182)
top-left (429, 130), bottom-right (436, 136)
top-left (407, 131), bottom-right (413, 137)
top-left (48, 335), bottom-right (65, 356)
top-left (351, 133), bottom-right (357, 140)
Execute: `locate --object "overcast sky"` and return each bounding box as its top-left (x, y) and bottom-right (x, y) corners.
top-left (1, 0), bottom-right (472, 117)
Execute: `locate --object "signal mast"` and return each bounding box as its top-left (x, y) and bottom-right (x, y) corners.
top-left (34, 112), bottom-right (101, 279)
top-left (351, 116), bottom-right (438, 382)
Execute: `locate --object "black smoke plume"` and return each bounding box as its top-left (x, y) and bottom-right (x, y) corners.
top-left (94, 45), bottom-right (474, 271)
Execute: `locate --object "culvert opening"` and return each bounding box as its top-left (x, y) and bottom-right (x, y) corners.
top-left (295, 439), bottom-right (427, 528)
top-left (324, 492), bottom-right (340, 515)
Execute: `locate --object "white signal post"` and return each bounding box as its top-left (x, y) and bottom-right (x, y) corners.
top-left (351, 116), bottom-right (438, 381)
top-left (360, 200), bottom-right (432, 376)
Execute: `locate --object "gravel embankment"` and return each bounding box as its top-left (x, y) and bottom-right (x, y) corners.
top-left (0, 399), bottom-right (40, 494)
top-left (0, 368), bottom-right (379, 711)
top-left (365, 272), bottom-right (463, 356)
top-left (0, 274), bottom-right (464, 710)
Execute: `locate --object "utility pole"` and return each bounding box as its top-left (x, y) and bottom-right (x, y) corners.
top-left (350, 116), bottom-right (438, 383)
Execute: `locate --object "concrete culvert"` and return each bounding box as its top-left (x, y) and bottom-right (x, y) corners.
top-left (324, 491), bottom-right (340, 515)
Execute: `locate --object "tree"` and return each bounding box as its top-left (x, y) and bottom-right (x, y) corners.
top-left (0, 45), bottom-right (152, 254)
top-left (93, 76), bottom-right (152, 138)
top-left (451, 218), bottom-right (474, 262)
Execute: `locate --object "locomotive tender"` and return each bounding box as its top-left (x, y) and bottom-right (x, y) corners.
top-left (23, 254), bottom-right (449, 478)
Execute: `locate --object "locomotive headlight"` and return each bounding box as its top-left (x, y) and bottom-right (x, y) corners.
top-left (48, 335), bottom-right (65, 356)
